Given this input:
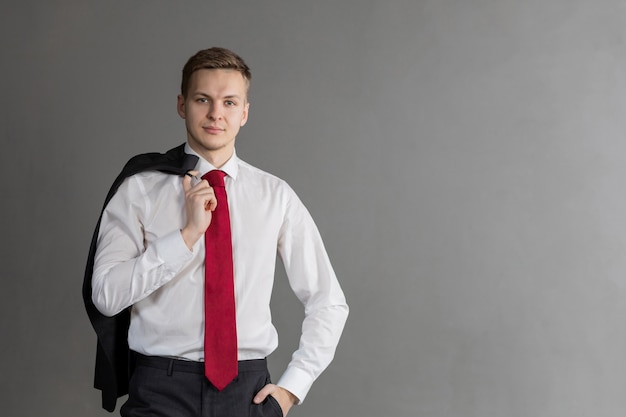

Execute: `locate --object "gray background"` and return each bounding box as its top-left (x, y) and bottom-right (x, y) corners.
top-left (2, 0), bottom-right (626, 416)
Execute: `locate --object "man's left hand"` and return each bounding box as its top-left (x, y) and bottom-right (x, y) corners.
top-left (254, 384), bottom-right (298, 416)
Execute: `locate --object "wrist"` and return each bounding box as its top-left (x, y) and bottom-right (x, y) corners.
top-left (278, 386), bottom-right (299, 406)
top-left (180, 227), bottom-right (203, 250)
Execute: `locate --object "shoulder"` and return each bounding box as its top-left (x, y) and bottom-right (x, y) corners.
top-left (113, 170), bottom-right (174, 200)
top-left (113, 143), bottom-right (191, 190)
top-left (235, 159), bottom-right (308, 213)
top-left (237, 159), bottom-right (289, 188)
top-left (121, 143), bottom-right (190, 173)
top-left (236, 159), bottom-right (300, 198)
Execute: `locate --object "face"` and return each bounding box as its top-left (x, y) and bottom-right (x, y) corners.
top-left (177, 69), bottom-right (249, 166)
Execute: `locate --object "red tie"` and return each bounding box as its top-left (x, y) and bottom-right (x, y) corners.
top-left (202, 170), bottom-right (237, 390)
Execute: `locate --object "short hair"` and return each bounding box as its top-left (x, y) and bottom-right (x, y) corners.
top-left (180, 47), bottom-right (251, 98)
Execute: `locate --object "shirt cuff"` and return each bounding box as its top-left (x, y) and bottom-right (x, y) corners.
top-left (276, 366), bottom-right (314, 404)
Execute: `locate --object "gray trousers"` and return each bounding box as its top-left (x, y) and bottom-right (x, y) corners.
top-left (120, 352), bottom-right (283, 417)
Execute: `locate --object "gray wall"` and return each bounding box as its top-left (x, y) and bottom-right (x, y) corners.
top-left (3, 0), bottom-right (626, 416)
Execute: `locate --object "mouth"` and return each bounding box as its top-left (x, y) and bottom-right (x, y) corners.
top-left (203, 126), bottom-right (224, 134)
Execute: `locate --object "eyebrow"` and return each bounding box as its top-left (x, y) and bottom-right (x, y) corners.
top-left (193, 92), bottom-right (243, 100)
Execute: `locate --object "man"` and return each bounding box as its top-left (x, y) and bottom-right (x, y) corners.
top-left (84, 47), bottom-right (348, 416)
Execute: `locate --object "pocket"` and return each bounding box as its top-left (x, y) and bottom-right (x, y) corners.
top-left (250, 395), bottom-right (284, 417)
top-left (267, 395), bottom-right (284, 417)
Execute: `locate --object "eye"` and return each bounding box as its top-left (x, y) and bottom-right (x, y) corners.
top-left (225, 100), bottom-right (236, 106)
top-left (197, 98), bottom-right (209, 103)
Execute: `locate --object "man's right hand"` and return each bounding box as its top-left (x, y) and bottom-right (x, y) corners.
top-left (180, 171), bottom-right (218, 250)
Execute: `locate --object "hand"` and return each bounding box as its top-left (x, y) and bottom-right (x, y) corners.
top-left (254, 384), bottom-right (298, 416)
top-left (180, 171), bottom-right (217, 250)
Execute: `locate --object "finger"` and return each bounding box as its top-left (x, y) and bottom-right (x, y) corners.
top-left (198, 185), bottom-right (218, 212)
top-left (194, 187), bottom-right (218, 212)
top-left (253, 384), bottom-right (276, 404)
top-left (182, 173), bottom-right (192, 193)
top-left (182, 170), bottom-right (199, 192)
top-left (189, 189), bottom-right (217, 212)
top-left (206, 195), bottom-right (218, 212)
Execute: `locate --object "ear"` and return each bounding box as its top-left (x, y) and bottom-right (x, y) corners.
top-left (240, 101), bottom-right (250, 127)
top-left (177, 94), bottom-right (186, 119)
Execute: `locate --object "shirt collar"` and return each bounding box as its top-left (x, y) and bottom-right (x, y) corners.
top-left (184, 143), bottom-right (239, 181)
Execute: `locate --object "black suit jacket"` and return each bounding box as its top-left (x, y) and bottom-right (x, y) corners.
top-left (82, 144), bottom-right (198, 412)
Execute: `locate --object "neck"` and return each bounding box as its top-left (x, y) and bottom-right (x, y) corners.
top-left (188, 143), bottom-right (234, 169)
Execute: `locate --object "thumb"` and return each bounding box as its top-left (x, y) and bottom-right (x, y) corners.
top-left (253, 384), bottom-right (275, 404)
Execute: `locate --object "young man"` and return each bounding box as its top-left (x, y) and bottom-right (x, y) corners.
top-left (84, 47), bottom-right (348, 416)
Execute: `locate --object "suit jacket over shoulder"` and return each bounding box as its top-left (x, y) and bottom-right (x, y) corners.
top-left (82, 144), bottom-right (198, 412)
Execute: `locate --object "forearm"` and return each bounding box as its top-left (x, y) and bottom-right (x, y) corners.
top-left (92, 228), bottom-right (193, 316)
top-left (92, 230), bottom-right (192, 316)
top-left (277, 192), bottom-right (350, 401)
top-left (277, 303), bottom-right (349, 401)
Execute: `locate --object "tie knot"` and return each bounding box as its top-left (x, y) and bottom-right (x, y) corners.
top-left (202, 170), bottom-right (226, 187)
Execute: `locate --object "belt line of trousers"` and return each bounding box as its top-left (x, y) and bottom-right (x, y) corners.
top-left (119, 352), bottom-right (283, 417)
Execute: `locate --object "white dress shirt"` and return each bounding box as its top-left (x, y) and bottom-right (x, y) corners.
top-left (92, 145), bottom-right (348, 401)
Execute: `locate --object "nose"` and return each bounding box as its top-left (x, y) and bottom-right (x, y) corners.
top-left (208, 103), bottom-right (223, 120)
